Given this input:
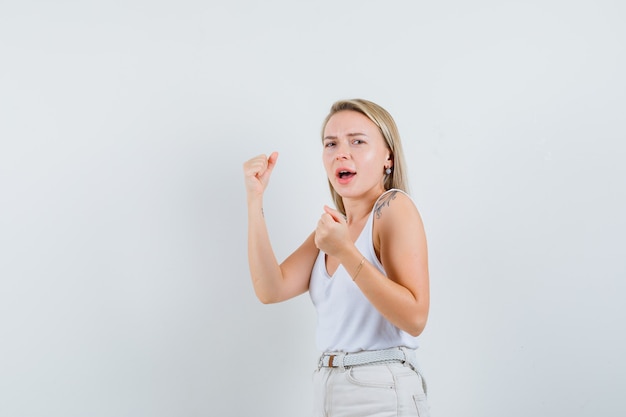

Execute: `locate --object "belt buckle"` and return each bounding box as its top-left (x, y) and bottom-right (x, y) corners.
top-left (319, 354), bottom-right (337, 367)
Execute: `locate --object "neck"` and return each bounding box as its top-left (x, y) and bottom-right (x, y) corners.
top-left (342, 187), bottom-right (386, 225)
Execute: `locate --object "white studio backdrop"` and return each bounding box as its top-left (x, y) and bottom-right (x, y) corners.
top-left (1, 1), bottom-right (625, 416)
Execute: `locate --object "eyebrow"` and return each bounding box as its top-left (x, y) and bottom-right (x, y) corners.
top-left (323, 132), bottom-right (368, 141)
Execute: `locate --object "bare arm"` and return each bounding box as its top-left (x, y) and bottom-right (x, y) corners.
top-left (244, 153), bottom-right (318, 304)
top-left (316, 193), bottom-right (429, 336)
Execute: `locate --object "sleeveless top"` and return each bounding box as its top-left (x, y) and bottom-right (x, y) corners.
top-left (309, 189), bottom-right (420, 353)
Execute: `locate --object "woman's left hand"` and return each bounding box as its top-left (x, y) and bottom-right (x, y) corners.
top-left (314, 206), bottom-right (351, 257)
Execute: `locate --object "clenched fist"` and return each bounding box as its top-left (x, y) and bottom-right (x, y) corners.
top-left (315, 205), bottom-right (351, 257)
top-left (243, 152), bottom-right (279, 199)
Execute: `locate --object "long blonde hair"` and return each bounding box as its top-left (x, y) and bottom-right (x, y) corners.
top-left (321, 99), bottom-right (409, 215)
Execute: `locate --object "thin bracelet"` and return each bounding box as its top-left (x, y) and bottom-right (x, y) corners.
top-left (353, 257), bottom-right (366, 281)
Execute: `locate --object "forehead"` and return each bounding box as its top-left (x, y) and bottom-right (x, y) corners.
top-left (323, 110), bottom-right (381, 137)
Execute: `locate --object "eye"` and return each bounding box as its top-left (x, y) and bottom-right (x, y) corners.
top-left (352, 139), bottom-right (365, 145)
top-left (324, 141), bottom-right (336, 148)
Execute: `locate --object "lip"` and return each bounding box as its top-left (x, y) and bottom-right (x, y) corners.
top-left (334, 167), bottom-right (356, 185)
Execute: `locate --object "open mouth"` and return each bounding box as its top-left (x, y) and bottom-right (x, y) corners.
top-left (336, 169), bottom-right (356, 181)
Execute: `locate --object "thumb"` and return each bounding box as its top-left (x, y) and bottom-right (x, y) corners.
top-left (266, 151), bottom-right (279, 173)
top-left (323, 205), bottom-right (345, 224)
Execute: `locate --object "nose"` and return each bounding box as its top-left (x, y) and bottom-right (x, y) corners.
top-left (335, 142), bottom-right (350, 160)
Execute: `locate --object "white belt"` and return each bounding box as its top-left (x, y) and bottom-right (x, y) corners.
top-left (318, 347), bottom-right (416, 368)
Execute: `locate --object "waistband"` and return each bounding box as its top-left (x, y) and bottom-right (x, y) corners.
top-left (318, 347), bottom-right (417, 370)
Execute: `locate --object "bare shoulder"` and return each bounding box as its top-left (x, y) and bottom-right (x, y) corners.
top-left (373, 190), bottom-right (427, 280)
top-left (373, 190), bottom-right (425, 250)
top-left (373, 190), bottom-right (421, 223)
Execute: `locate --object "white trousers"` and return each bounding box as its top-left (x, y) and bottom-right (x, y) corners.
top-left (312, 361), bottom-right (430, 417)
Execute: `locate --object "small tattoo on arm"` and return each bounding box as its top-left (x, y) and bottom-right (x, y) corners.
top-left (374, 190), bottom-right (398, 219)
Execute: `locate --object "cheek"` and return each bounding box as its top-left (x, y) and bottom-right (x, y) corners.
top-left (360, 151), bottom-right (382, 168)
top-left (322, 153), bottom-right (335, 174)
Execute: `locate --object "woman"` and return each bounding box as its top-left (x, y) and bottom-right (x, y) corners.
top-left (243, 99), bottom-right (430, 417)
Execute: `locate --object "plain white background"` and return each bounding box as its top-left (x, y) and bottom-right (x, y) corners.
top-left (1, 1), bottom-right (625, 416)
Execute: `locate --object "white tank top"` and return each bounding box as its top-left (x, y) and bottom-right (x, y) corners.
top-left (309, 189), bottom-right (420, 353)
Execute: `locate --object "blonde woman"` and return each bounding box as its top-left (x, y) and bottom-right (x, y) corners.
top-left (243, 99), bottom-right (430, 417)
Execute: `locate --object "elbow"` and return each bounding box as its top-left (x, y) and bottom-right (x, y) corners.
top-left (255, 289), bottom-right (280, 305)
top-left (258, 296), bottom-right (277, 305)
top-left (251, 276), bottom-right (280, 304)
top-left (405, 301), bottom-right (430, 337)
top-left (406, 326), bottom-right (424, 338)
top-left (405, 315), bottom-right (428, 337)
top-left (256, 293), bottom-right (274, 305)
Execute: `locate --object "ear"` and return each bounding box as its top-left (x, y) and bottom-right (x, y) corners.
top-left (386, 153), bottom-right (394, 167)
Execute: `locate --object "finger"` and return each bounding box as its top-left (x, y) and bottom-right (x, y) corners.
top-left (258, 152), bottom-right (278, 179)
top-left (320, 213), bottom-right (338, 227)
top-left (244, 154), bottom-right (268, 176)
top-left (323, 205), bottom-right (345, 224)
top-left (259, 152), bottom-right (278, 178)
top-left (267, 151), bottom-right (279, 171)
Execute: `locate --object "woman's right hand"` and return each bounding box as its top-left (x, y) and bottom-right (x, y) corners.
top-left (243, 152), bottom-right (279, 198)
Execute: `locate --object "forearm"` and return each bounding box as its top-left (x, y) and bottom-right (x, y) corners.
top-left (246, 197), bottom-right (284, 303)
top-left (337, 247), bottom-right (429, 337)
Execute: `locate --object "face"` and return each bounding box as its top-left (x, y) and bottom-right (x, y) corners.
top-left (322, 110), bottom-right (392, 199)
